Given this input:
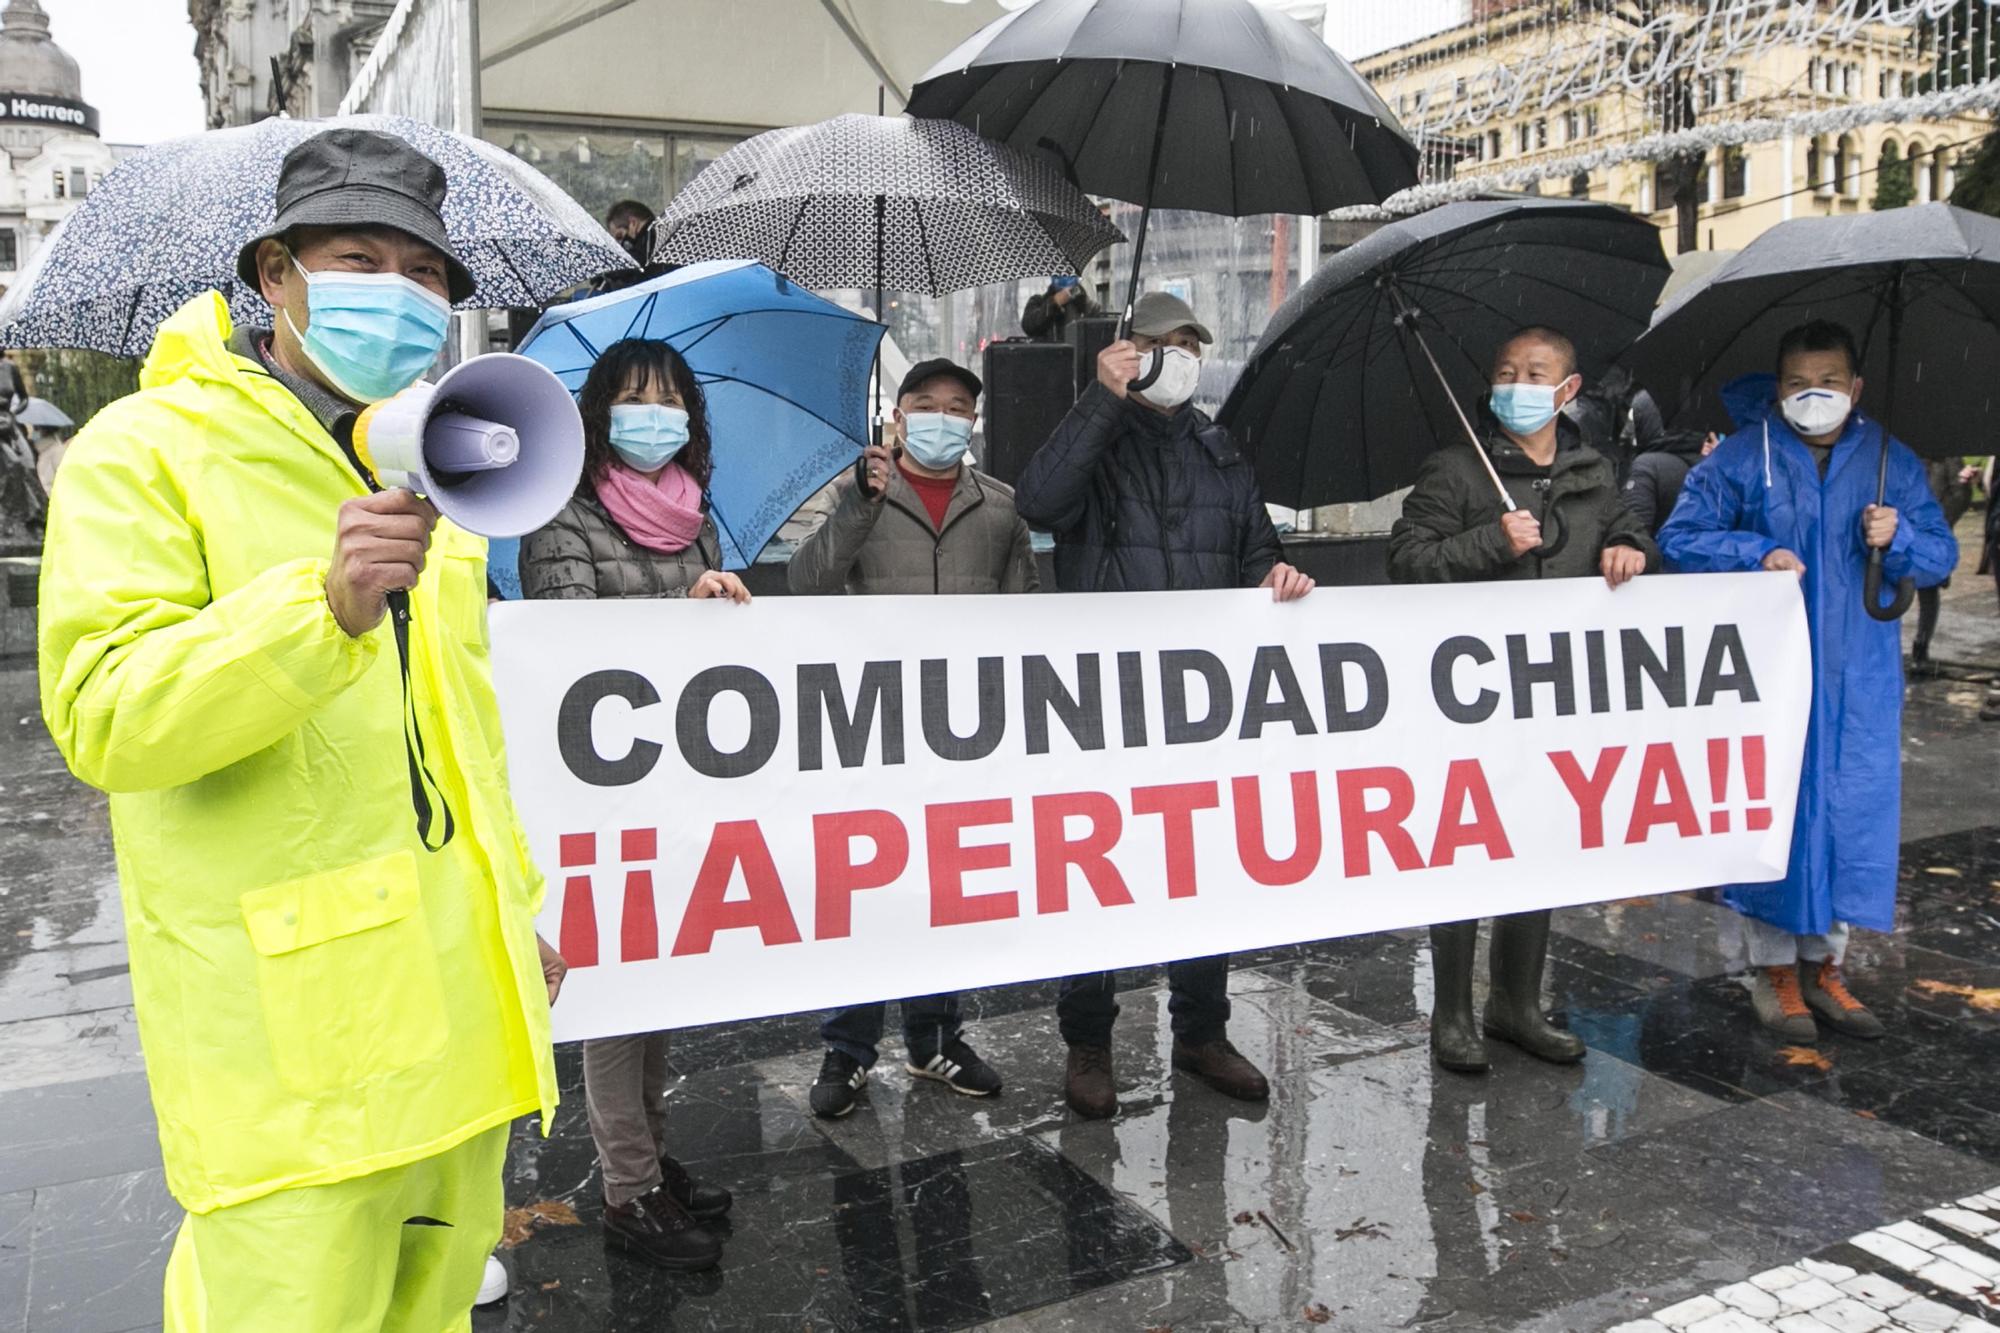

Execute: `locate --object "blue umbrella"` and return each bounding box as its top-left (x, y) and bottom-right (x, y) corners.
top-left (517, 260), bottom-right (886, 571)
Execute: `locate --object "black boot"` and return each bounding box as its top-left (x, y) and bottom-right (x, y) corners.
top-left (603, 1184), bottom-right (722, 1271)
top-left (1430, 920), bottom-right (1488, 1073)
top-left (1484, 910), bottom-right (1585, 1064)
top-left (660, 1154), bottom-right (733, 1220)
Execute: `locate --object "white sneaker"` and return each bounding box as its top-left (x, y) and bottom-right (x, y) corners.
top-left (476, 1254), bottom-right (508, 1306)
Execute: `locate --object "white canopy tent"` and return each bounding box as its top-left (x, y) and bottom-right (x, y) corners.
top-left (345, 0), bottom-right (1015, 134)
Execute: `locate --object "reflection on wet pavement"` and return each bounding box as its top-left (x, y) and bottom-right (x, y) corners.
top-left (1, 660), bottom-right (1996, 1331)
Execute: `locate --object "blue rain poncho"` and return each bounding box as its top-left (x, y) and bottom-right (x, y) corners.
top-left (1658, 376), bottom-right (1958, 934)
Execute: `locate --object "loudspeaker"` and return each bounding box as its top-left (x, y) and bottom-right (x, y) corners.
top-left (354, 353), bottom-right (585, 538)
top-left (1067, 314), bottom-right (1121, 396)
top-left (981, 339), bottom-right (1078, 488)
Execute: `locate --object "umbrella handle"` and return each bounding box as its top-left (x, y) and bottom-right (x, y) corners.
top-left (1860, 418), bottom-right (1913, 620)
top-left (1388, 283), bottom-right (1517, 511)
top-left (1862, 550), bottom-right (1916, 621)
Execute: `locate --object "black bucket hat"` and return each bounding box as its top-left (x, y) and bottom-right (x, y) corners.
top-left (235, 127), bottom-right (475, 303)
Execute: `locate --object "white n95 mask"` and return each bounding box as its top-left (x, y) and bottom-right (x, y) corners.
top-left (1779, 387), bottom-right (1853, 438)
top-left (1132, 345), bottom-right (1201, 410)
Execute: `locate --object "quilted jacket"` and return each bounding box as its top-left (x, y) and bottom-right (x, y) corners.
top-left (1014, 382), bottom-right (1282, 592)
top-left (518, 491), bottom-right (721, 600)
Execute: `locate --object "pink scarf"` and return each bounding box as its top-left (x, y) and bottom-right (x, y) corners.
top-left (594, 461), bottom-right (705, 554)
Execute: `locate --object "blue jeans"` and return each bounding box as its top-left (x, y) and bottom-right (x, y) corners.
top-left (1056, 953), bottom-right (1232, 1049)
top-left (821, 992), bottom-right (963, 1067)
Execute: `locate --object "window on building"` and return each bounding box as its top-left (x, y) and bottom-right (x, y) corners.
top-left (1487, 129), bottom-right (1502, 160)
top-left (1562, 109), bottom-right (1578, 142)
top-left (1516, 123), bottom-right (1531, 154)
top-left (1880, 69), bottom-right (1895, 98)
top-left (1533, 118), bottom-right (1547, 149)
top-left (1569, 171), bottom-right (1591, 199)
top-left (0, 231), bottom-right (17, 270)
top-left (487, 123), bottom-right (743, 226)
top-left (50, 168), bottom-right (64, 200)
top-left (1723, 146), bottom-right (1749, 199)
top-left (1727, 69), bottom-right (1745, 102)
top-left (69, 167), bottom-right (88, 198)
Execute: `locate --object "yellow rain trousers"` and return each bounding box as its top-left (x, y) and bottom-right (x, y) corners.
top-left (37, 293), bottom-right (558, 1324)
top-left (163, 1125), bottom-right (508, 1332)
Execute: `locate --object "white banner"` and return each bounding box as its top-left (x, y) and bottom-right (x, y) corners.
top-left (491, 574), bottom-right (1811, 1043)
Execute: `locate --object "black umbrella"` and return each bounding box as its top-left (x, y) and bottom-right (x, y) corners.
top-left (1219, 200), bottom-right (1671, 510)
top-left (1625, 203), bottom-right (2000, 620)
top-left (908, 0), bottom-right (1420, 330)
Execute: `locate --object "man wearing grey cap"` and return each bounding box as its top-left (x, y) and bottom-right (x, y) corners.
top-left (1015, 291), bottom-right (1314, 1120)
top-left (38, 128), bottom-right (561, 1328)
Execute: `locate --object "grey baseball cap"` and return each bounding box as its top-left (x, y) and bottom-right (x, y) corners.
top-left (1131, 290), bottom-right (1213, 344)
top-left (235, 128), bottom-right (474, 303)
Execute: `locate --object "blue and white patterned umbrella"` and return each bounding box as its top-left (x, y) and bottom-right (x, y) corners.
top-left (0, 115), bottom-right (631, 358)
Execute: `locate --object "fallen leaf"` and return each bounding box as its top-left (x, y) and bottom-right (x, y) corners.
top-left (1855, 1109), bottom-right (1878, 1120)
top-left (1776, 1046), bottom-right (1833, 1070)
top-left (539, 1280), bottom-right (561, 1291)
top-left (499, 1200), bottom-right (581, 1249)
top-left (1334, 1218), bottom-right (1391, 1241)
top-left (1640, 932), bottom-right (1660, 943)
top-left (1912, 979), bottom-right (2000, 1010)
top-left (1233, 1210), bottom-right (1256, 1225)
top-left (1548, 1247), bottom-right (1570, 1261)
top-left (1506, 1210), bottom-right (1540, 1225)
top-left (1303, 1303), bottom-right (1334, 1324)
top-left (1466, 1180), bottom-right (1487, 1196)
top-left (1973, 1284), bottom-right (2000, 1308)
top-left (1926, 866), bottom-right (1965, 877)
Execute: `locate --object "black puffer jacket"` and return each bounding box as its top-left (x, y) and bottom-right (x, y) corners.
top-left (1388, 416), bottom-right (1658, 583)
top-left (518, 492), bottom-right (721, 599)
top-left (1015, 382), bottom-right (1282, 592)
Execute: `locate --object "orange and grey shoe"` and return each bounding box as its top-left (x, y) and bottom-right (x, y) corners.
top-left (1749, 965), bottom-right (1819, 1043)
top-left (1800, 960), bottom-right (1886, 1040)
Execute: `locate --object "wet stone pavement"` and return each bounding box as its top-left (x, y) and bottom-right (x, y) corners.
top-left (0, 580), bottom-right (1997, 1329)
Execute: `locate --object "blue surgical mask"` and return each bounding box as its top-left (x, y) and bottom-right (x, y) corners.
top-left (284, 255), bottom-right (451, 404)
top-left (901, 412), bottom-right (973, 470)
top-left (608, 402), bottom-right (690, 471)
top-left (1489, 380), bottom-right (1569, 436)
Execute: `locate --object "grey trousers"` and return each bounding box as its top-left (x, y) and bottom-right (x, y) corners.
top-left (582, 1031), bottom-right (671, 1207)
top-left (1740, 915), bottom-right (1850, 968)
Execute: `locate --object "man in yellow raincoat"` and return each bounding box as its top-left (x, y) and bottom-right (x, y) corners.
top-left (38, 128), bottom-right (561, 1330)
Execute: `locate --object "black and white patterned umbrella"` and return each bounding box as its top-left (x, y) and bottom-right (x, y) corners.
top-left (0, 115), bottom-right (631, 358)
top-left (651, 113), bottom-right (1124, 294)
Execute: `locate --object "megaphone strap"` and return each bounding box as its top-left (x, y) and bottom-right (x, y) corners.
top-left (350, 403), bottom-right (382, 482)
top-left (386, 589), bottom-right (456, 853)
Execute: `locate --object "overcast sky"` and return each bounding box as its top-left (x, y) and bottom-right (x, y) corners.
top-left (43, 0), bottom-right (204, 145)
top-left (1325, 0), bottom-right (1467, 60)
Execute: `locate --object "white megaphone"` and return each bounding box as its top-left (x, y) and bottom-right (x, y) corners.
top-left (353, 352), bottom-right (584, 538)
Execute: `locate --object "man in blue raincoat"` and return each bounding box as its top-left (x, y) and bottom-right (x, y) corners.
top-left (1660, 319), bottom-right (1956, 1043)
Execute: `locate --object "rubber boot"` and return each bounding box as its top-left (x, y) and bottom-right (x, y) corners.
top-left (1429, 920), bottom-right (1488, 1073)
top-left (1484, 910), bottom-right (1586, 1064)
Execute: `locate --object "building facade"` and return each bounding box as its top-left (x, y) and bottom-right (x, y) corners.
top-left (1359, 5), bottom-right (1993, 252)
top-left (189, 0), bottom-right (398, 128)
top-left (0, 0), bottom-right (127, 297)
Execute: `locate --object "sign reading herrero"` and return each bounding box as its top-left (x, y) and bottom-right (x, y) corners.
top-left (0, 92), bottom-right (97, 136)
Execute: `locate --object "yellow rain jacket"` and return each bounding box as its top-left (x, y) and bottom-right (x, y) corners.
top-left (38, 292), bottom-right (557, 1216)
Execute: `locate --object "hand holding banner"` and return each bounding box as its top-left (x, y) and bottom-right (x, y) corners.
top-left (491, 574), bottom-right (1810, 1042)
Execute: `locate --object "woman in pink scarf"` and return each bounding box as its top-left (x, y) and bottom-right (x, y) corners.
top-left (519, 338), bottom-right (746, 1272)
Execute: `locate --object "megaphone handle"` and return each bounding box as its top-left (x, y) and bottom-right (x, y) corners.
top-left (386, 588), bottom-right (456, 852)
